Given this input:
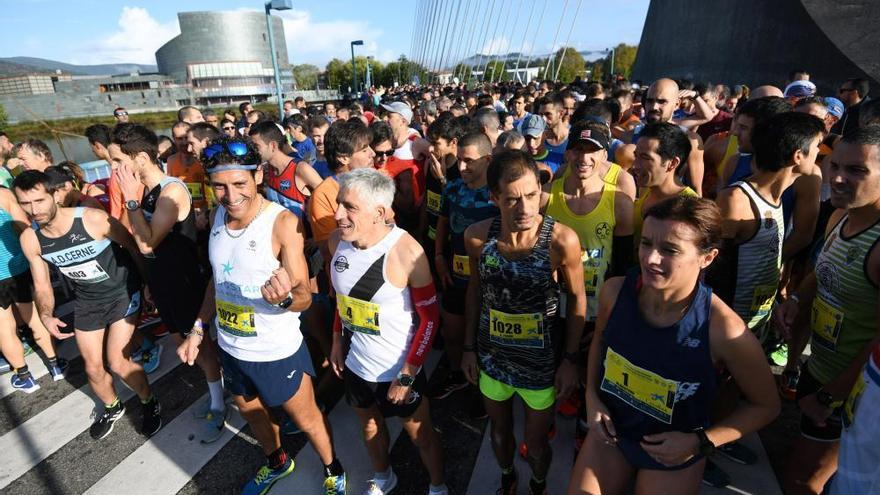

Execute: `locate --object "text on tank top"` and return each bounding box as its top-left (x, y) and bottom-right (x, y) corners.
top-left (264, 160), bottom-right (308, 219)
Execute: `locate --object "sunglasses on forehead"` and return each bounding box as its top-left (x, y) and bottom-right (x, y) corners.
top-left (203, 141), bottom-right (249, 160)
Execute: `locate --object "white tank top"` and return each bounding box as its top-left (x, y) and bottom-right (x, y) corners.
top-left (209, 201), bottom-right (303, 362)
top-left (330, 226), bottom-right (415, 382)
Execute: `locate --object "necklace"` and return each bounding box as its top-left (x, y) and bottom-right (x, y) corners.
top-left (224, 197), bottom-right (265, 239)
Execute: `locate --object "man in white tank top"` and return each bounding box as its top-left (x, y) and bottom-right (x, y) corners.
top-left (328, 168), bottom-right (447, 495)
top-left (180, 137), bottom-right (347, 495)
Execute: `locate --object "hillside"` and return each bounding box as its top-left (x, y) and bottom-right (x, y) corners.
top-left (0, 57), bottom-right (157, 76)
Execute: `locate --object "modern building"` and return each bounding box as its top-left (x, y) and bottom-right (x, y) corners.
top-left (0, 73), bottom-right (72, 96)
top-left (156, 10), bottom-right (294, 105)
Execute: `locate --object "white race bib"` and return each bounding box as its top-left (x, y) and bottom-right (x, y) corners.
top-left (58, 260), bottom-right (110, 283)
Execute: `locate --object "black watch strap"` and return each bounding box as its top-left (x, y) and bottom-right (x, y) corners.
top-left (695, 428), bottom-right (715, 456)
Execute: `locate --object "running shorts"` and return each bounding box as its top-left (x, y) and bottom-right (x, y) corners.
top-left (479, 371), bottom-right (555, 411)
top-left (76, 291), bottom-right (141, 331)
top-left (344, 367), bottom-right (428, 418)
top-left (0, 271), bottom-right (33, 309)
top-left (219, 343), bottom-right (315, 408)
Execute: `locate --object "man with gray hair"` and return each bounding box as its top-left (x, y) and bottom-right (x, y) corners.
top-left (474, 107), bottom-right (501, 148)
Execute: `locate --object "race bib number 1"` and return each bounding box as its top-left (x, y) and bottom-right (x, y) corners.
top-left (600, 347), bottom-right (679, 424)
top-left (337, 294), bottom-right (381, 335)
top-left (488, 309), bottom-right (544, 348)
top-left (216, 299), bottom-right (256, 337)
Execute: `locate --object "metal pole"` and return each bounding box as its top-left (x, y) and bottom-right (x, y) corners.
top-left (265, 3), bottom-right (285, 119)
top-left (610, 48), bottom-right (615, 80)
top-left (351, 43), bottom-right (358, 94)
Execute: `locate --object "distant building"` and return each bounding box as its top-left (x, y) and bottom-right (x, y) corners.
top-left (0, 73), bottom-right (72, 96)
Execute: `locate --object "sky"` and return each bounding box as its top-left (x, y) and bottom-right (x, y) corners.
top-left (0, 0), bottom-right (650, 68)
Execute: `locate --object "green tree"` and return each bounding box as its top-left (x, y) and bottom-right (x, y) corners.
top-left (452, 63), bottom-right (473, 83)
top-left (589, 60), bottom-right (605, 82)
top-left (484, 60), bottom-right (509, 82)
top-left (292, 64), bottom-right (320, 90)
top-left (543, 46), bottom-right (585, 83)
top-left (610, 43), bottom-right (638, 79)
top-left (325, 56), bottom-right (384, 92)
top-left (379, 56), bottom-right (429, 87)
top-left (0, 102), bottom-right (7, 128)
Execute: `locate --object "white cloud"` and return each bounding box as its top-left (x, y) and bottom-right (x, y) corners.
top-left (74, 7), bottom-right (179, 65)
top-left (480, 36), bottom-right (512, 56)
top-left (274, 9), bottom-right (392, 65)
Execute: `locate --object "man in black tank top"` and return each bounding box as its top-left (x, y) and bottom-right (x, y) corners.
top-left (13, 170), bottom-right (161, 440)
top-left (109, 123), bottom-right (225, 444)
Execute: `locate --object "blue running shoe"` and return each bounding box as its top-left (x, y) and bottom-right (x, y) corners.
top-left (0, 356), bottom-right (11, 374)
top-left (242, 458), bottom-right (295, 495)
top-left (48, 358), bottom-right (69, 381)
top-left (323, 472), bottom-right (347, 495)
top-left (141, 343), bottom-right (163, 374)
top-left (21, 341), bottom-right (34, 357)
top-left (200, 407), bottom-right (228, 444)
top-left (11, 372), bottom-right (40, 394)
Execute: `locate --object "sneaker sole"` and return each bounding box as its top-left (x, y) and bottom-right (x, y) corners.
top-left (380, 475), bottom-right (398, 494)
top-left (14, 383), bottom-right (41, 394)
top-left (429, 382), bottom-right (469, 400)
top-left (259, 461), bottom-right (296, 495)
top-left (92, 408), bottom-right (126, 440)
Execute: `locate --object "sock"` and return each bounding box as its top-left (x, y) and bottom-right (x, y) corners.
top-left (323, 458), bottom-right (344, 477)
top-left (207, 379), bottom-right (225, 411)
top-left (47, 357), bottom-right (58, 368)
top-left (374, 467), bottom-right (392, 481)
top-left (140, 394), bottom-right (154, 405)
top-left (14, 364), bottom-right (30, 377)
top-left (529, 476), bottom-right (546, 493)
top-left (428, 483), bottom-right (448, 494)
top-left (267, 447), bottom-right (288, 470)
top-left (501, 467), bottom-right (517, 488)
top-left (105, 397), bottom-right (120, 409)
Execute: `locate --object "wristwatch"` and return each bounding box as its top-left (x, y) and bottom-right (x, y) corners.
top-left (694, 428), bottom-right (715, 456)
top-left (396, 372), bottom-right (416, 387)
top-left (125, 199), bottom-right (140, 211)
top-left (277, 293), bottom-right (294, 309)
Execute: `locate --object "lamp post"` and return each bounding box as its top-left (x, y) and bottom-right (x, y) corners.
top-left (607, 46), bottom-right (615, 81)
top-left (351, 40), bottom-right (364, 95)
top-left (265, 0), bottom-right (292, 119)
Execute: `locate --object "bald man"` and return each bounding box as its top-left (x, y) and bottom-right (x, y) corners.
top-left (750, 85), bottom-right (784, 99)
top-left (619, 78), bottom-right (707, 196)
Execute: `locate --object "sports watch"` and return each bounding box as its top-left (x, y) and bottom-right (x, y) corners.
top-left (125, 199), bottom-right (140, 211)
top-left (694, 428), bottom-right (715, 457)
top-left (396, 372), bottom-right (416, 387)
top-left (277, 293), bottom-right (294, 309)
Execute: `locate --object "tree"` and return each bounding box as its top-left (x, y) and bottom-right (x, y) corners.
top-left (544, 46), bottom-right (586, 83)
top-left (452, 63), bottom-right (473, 83)
top-left (292, 64), bottom-right (320, 90)
top-left (0, 102), bottom-right (7, 128)
top-left (325, 56), bottom-right (384, 92)
top-left (610, 43), bottom-right (638, 79)
top-left (379, 56), bottom-right (428, 87)
top-left (484, 60), bottom-right (508, 82)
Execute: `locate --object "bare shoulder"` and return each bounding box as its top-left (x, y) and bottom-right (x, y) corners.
top-left (464, 217), bottom-right (493, 242)
top-left (709, 293), bottom-right (747, 342)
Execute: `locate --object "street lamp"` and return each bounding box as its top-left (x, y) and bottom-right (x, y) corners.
top-left (607, 46), bottom-right (616, 81)
top-left (351, 40), bottom-right (364, 95)
top-left (265, 0), bottom-right (292, 119)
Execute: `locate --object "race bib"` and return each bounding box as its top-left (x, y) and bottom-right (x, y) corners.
top-left (843, 372), bottom-right (866, 428)
top-left (185, 182), bottom-right (204, 200)
top-left (216, 299), bottom-right (256, 337)
top-left (337, 294), bottom-right (381, 335)
top-left (453, 254), bottom-right (470, 277)
top-left (426, 190), bottom-right (442, 214)
top-left (811, 296), bottom-right (844, 349)
top-left (488, 308), bottom-right (544, 348)
top-left (600, 347), bottom-right (679, 424)
top-left (58, 260), bottom-right (109, 284)
top-left (427, 225), bottom-right (437, 240)
top-left (750, 284), bottom-right (777, 316)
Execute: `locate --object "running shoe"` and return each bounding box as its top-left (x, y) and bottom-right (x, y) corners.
top-left (90, 401), bottom-right (126, 440)
top-left (427, 484), bottom-right (449, 495)
top-left (141, 343), bottom-right (163, 374)
top-left (0, 356), bottom-right (11, 374)
top-left (363, 469), bottom-right (397, 495)
top-left (528, 478), bottom-right (547, 495)
top-left (48, 358), bottom-right (69, 381)
top-left (141, 396), bottom-right (162, 437)
top-left (701, 459), bottom-right (730, 488)
top-left (11, 372), bottom-right (40, 394)
top-left (200, 407), bottom-right (227, 444)
top-left (427, 371), bottom-right (468, 400)
top-left (323, 472), bottom-right (347, 495)
top-left (497, 468), bottom-right (518, 495)
top-left (242, 458), bottom-right (295, 495)
top-left (718, 441), bottom-right (758, 465)
top-left (770, 343), bottom-right (789, 367)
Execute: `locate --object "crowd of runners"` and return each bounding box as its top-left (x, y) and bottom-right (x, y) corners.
top-left (0, 70), bottom-right (878, 495)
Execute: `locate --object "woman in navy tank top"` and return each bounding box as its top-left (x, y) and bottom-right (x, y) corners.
top-left (568, 196), bottom-right (780, 494)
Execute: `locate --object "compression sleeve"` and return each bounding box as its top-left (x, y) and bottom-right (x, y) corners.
top-left (332, 306), bottom-right (342, 334)
top-left (405, 282), bottom-right (440, 368)
top-left (610, 235), bottom-right (635, 277)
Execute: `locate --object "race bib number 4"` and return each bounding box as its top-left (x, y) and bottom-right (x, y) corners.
top-left (337, 294), bottom-right (381, 335)
top-left (811, 296), bottom-right (844, 349)
top-left (488, 309), bottom-right (544, 348)
top-left (216, 300), bottom-right (256, 337)
top-left (58, 260), bottom-right (109, 284)
top-left (453, 254), bottom-right (470, 277)
top-left (600, 347), bottom-right (679, 424)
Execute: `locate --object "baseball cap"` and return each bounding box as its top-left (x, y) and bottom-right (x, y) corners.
top-left (521, 114), bottom-right (546, 138)
top-left (380, 101), bottom-right (413, 123)
top-left (823, 97), bottom-right (845, 119)
top-left (784, 80), bottom-right (817, 99)
top-left (567, 121), bottom-right (610, 151)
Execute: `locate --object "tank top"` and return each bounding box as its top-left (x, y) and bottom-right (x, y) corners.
top-left (385, 133), bottom-right (424, 205)
top-left (720, 133), bottom-right (739, 179)
top-left (264, 160), bottom-right (308, 219)
top-left (166, 154), bottom-right (212, 210)
top-left (731, 181), bottom-right (784, 332)
top-left (542, 137), bottom-right (568, 174)
top-left (599, 269), bottom-right (715, 439)
top-left (330, 226), bottom-right (416, 382)
top-left (441, 179), bottom-right (499, 287)
top-left (36, 207), bottom-right (138, 301)
top-left (545, 164), bottom-right (620, 321)
top-left (210, 201), bottom-right (303, 362)
top-left (477, 216), bottom-right (562, 389)
top-left (633, 187), bottom-right (698, 250)
top-left (808, 214), bottom-right (880, 384)
top-left (0, 208), bottom-right (28, 280)
top-left (424, 161), bottom-right (460, 242)
top-left (726, 153), bottom-right (753, 186)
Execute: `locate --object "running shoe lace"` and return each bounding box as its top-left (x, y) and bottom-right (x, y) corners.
top-left (323, 474), bottom-right (343, 495)
top-left (254, 466), bottom-right (271, 484)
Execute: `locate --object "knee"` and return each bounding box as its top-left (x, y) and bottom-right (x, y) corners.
top-left (490, 423), bottom-right (512, 446)
top-left (84, 360), bottom-right (107, 379)
top-left (409, 424), bottom-right (436, 450)
top-left (237, 402), bottom-right (269, 421)
top-left (107, 356), bottom-right (130, 376)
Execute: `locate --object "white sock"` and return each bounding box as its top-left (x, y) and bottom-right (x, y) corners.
top-left (428, 484), bottom-right (448, 494)
top-left (375, 467), bottom-right (393, 481)
top-left (207, 379), bottom-right (225, 411)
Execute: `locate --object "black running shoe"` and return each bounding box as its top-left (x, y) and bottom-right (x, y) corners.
top-left (428, 370), bottom-right (468, 400)
top-left (141, 396), bottom-right (162, 437)
top-left (90, 401), bottom-right (126, 440)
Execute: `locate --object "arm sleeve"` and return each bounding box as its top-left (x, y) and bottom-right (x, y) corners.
top-left (610, 235), bottom-right (634, 277)
top-left (405, 282), bottom-right (440, 368)
top-left (705, 238), bottom-right (739, 305)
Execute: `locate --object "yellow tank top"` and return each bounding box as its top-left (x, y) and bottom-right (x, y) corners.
top-left (720, 134), bottom-right (739, 179)
top-left (546, 163), bottom-right (621, 321)
top-left (632, 186), bottom-right (698, 251)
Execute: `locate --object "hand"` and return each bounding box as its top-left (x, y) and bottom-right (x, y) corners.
top-left (640, 431), bottom-right (700, 466)
top-left (554, 359), bottom-right (578, 399)
top-left (586, 397), bottom-right (617, 444)
top-left (461, 349), bottom-right (479, 385)
top-left (434, 255), bottom-right (453, 290)
top-left (194, 209), bottom-right (209, 231)
top-left (42, 316), bottom-right (73, 340)
top-left (427, 149), bottom-right (444, 181)
top-left (177, 333), bottom-right (202, 366)
top-left (678, 89), bottom-right (698, 100)
top-left (261, 268), bottom-right (294, 305)
top-left (798, 393), bottom-right (833, 426)
top-left (386, 378), bottom-right (411, 405)
top-left (773, 297), bottom-right (800, 341)
top-left (330, 337), bottom-right (345, 378)
top-left (115, 162), bottom-right (142, 202)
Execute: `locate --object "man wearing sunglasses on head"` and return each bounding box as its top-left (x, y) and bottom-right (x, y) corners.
top-left (110, 123), bottom-right (226, 444)
top-left (184, 136), bottom-right (347, 495)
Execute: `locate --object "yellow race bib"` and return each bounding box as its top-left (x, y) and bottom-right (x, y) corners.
top-left (453, 254), bottom-right (470, 277)
top-left (751, 284), bottom-right (777, 316)
top-left (216, 299), bottom-right (256, 337)
top-left (427, 225), bottom-right (437, 240)
top-left (185, 182), bottom-right (205, 200)
top-left (426, 190), bottom-right (442, 214)
top-left (488, 309), bottom-right (544, 348)
top-left (600, 347), bottom-right (679, 424)
top-left (337, 294), bottom-right (381, 335)
top-left (811, 296), bottom-right (844, 349)
top-left (843, 372), bottom-right (866, 427)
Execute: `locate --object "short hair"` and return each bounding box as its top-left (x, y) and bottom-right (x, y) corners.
top-left (85, 124), bottom-right (112, 147)
top-left (737, 97), bottom-right (792, 127)
top-left (420, 100), bottom-right (438, 118)
top-left (45, 164), bottom-right (79, 188)
top-left (840, 124), bottom-right (880, 151)
top-left (337, 167), bottom-right (395, 210)
top-left (643, 196), bottom-right (722, 253)
top-left (858, 99), bottom-right (880, 128)
top-left (238, 102), bottom-right (252, 114)
top-left (177, 105), bottom-right (202, 122)
top-left (249, 120), bottom-right (286, 146)
top-left (477, 94), bottom-right (494, 108)
top-left (487, 149), bottom-right (540, 194)
top-left (13, 170), bottom-right (57, 194)
top-left (20, 139), bottom-right (53, 163)
top-left (845, 78), bottom-right (870, 98)
top-left (427, 114), bottom-right (466, 142)
top-left (111, 123), bottom-right (159, 162)
top-left (458, 132), bottom-right (492, 156)
top-left (307, 115), bottom-right (330, 132)
top-left (752, 112), bottom-right (825, 172)
top-left (794, 96), bottom-right (827, 111)
top-left (369, 121), bottom-right (393, 147)
top-left (283, 113), bottom-right (307, 131)
top-left (247, 110), bottom-right (267, 123)
top-left (188, 122), bottom-right (221, 142)
top-left (638, 122), bottom-right (692, 171)
top-left (497, 129), bottom-right (525, 149)
top-left (202, 108), bottom-right (216, 118)
top-left (200, 136), bottom-right (260, 173)
top-left (220, 118), bottom-right (236, 129)
top-left (325, 120), bottom-right (373, 173)
top-left (294, 96), bottom-right (305, 104)
top-left (474, 107), bottom-right (500, 132)
top-left (571, 98), bottom-right (613, 126)
top-left (283, 100), bottom-right (294, 107)
top-left (172, 121), bottom-right (191, 135)
top-left (585, 83), bottom-right (605, 99)
top-left (157, 135), bottom-right (174, 154)
top-left (789, 69), bottom-right (810, 82)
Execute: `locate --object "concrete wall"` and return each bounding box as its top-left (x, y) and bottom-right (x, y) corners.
top-left (631, 0), bottom-right (879, 96)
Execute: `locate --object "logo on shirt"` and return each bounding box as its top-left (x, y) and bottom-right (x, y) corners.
top-left (334, 256), bottom-right (349, 273)
top-left (595, 222), bottom-right (611, 240)
top-left (248, 240), bottom-right (257, 251)
top-left (69, 233), bottom-right (86, 243)
top-left (845, 246), bottom-right (862, 266)
top-left (280, 180), bottom-right (291, 192)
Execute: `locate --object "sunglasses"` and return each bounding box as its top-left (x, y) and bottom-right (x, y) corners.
top-left (115, 112), bottom-right (128, 117)
top-left (373, 149), bottom-right (394, 158)
top-left (204, 141), bottom-right (249, 160)
top-left (222, 126), bottom-right (235, 131)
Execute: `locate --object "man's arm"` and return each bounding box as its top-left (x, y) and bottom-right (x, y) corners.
top-left (295, 161), bottom-right (323, 193)
top-left (272, 210), bottom-right (312, 312)
top-left (706, 187), bottom-right (749, 303)
top-left (686, 132), bottom-right (705, 197)
top-left (393, 170), bottom-right (416, 213)
top-left (676, 94), bottom-right (714, 130)
top-left (20, 229), bottom-right (68, 337)
top-left (128, 184), bottom-right (189, 254)
top-left (0, 188), bottom-right (32, 233)
top-left (555, 224), bottom-right (587, 356)
top-left (782, 172), bottom-right (821, 261)
top-left (84, 208), bottom-right (147, 278)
